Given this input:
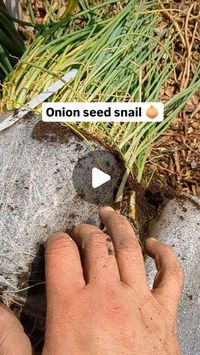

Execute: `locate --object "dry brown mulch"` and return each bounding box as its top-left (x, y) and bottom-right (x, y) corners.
top-left (20, 0), bottom-right (70, 23)
top-left (146, 104), bottom-right (200, 197)
top-left (146, 0), bottom-right (200, 197)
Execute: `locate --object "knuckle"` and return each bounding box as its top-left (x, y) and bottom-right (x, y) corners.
top-left (159, 243), bottom-right (180, 261)
top-left (89, 232), bottom-right (106, 247)
top-left (91, 230), bottom-right (104, 238)
top-left (163, 245), bottom-right (184, 283)
top-left (167, 263), bottom-right (184, 285)
top-left (119, 214), bottom-right (129, 224)
top-left (116, 233), bottom-right (141, 252)
top-left (74, 224), bottom-right (100, 237)
top-left (106, 212), bottom-right (128, 227)
top-left (157, 242), bottom-right (174, 255)
top-left (73, 223), bottom-right (86, 234)
top-left (163, 244), bottom-right (180, 261)
top-left (118, 244), bottom-right (141, 257)
top-left (103, 282), bottom-right (121, 300)
top-left (115, 214), bottom-right (129, 228)
top-left (165, 244), bottom-right (176, 254)
top-left (114, 213), bottom-right (126, 222)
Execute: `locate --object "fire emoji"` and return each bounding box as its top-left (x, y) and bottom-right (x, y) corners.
top-left (146, 105), bottom-right (158, 119)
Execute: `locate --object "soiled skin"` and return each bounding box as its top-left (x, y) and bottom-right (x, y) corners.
top-left (0, 207), bottom-right (184, 355)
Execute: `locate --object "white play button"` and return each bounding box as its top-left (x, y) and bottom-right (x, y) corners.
top-left (92, 167), bottom-right (111, 189)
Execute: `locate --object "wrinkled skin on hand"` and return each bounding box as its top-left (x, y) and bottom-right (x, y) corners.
top-left (0, 207), bottom-right (184, 355)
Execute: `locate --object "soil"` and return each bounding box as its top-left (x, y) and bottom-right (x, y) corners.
top-left (32, 120), bottom-right (73, 143)
top-left (113, 176), bottom-right (177, 242)
top-left (32, 120), bottom-right (121, 160)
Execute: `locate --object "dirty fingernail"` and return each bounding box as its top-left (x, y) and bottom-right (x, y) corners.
top-left (47, 232), bottom-right (72, 245)
top-left (100, 206), bottom-right (114, 212)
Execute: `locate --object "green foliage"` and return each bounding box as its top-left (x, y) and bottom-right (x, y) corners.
top-left (61, 0), bottom-right (79, 19)
top-left (0, 9), bottom-right (25, 82)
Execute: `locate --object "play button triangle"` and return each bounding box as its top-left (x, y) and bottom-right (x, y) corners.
top-left (92, 167), bottom-right (111, 189)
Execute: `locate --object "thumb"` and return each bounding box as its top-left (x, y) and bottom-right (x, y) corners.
top-left (0, 304), bottom-right (32, 355)
top-left (145, 238), bottom-right (184, 316)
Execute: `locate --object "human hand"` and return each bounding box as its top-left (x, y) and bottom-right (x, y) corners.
top-left (0, 207), bottom-right (184, 355)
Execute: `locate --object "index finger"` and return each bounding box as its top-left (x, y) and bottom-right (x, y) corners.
top-left (100, 207), bottom-right (148, 290)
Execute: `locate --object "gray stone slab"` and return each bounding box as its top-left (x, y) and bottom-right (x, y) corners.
top-left (0, 113), bottom-right (123, 314)
top-left (145, 196), bottom-right (200, 355)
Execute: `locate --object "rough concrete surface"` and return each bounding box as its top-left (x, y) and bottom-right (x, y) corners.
top-left (0, 113), bottom-right (123, 313)
top-left (145, 196), bottom-right (200, 355)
